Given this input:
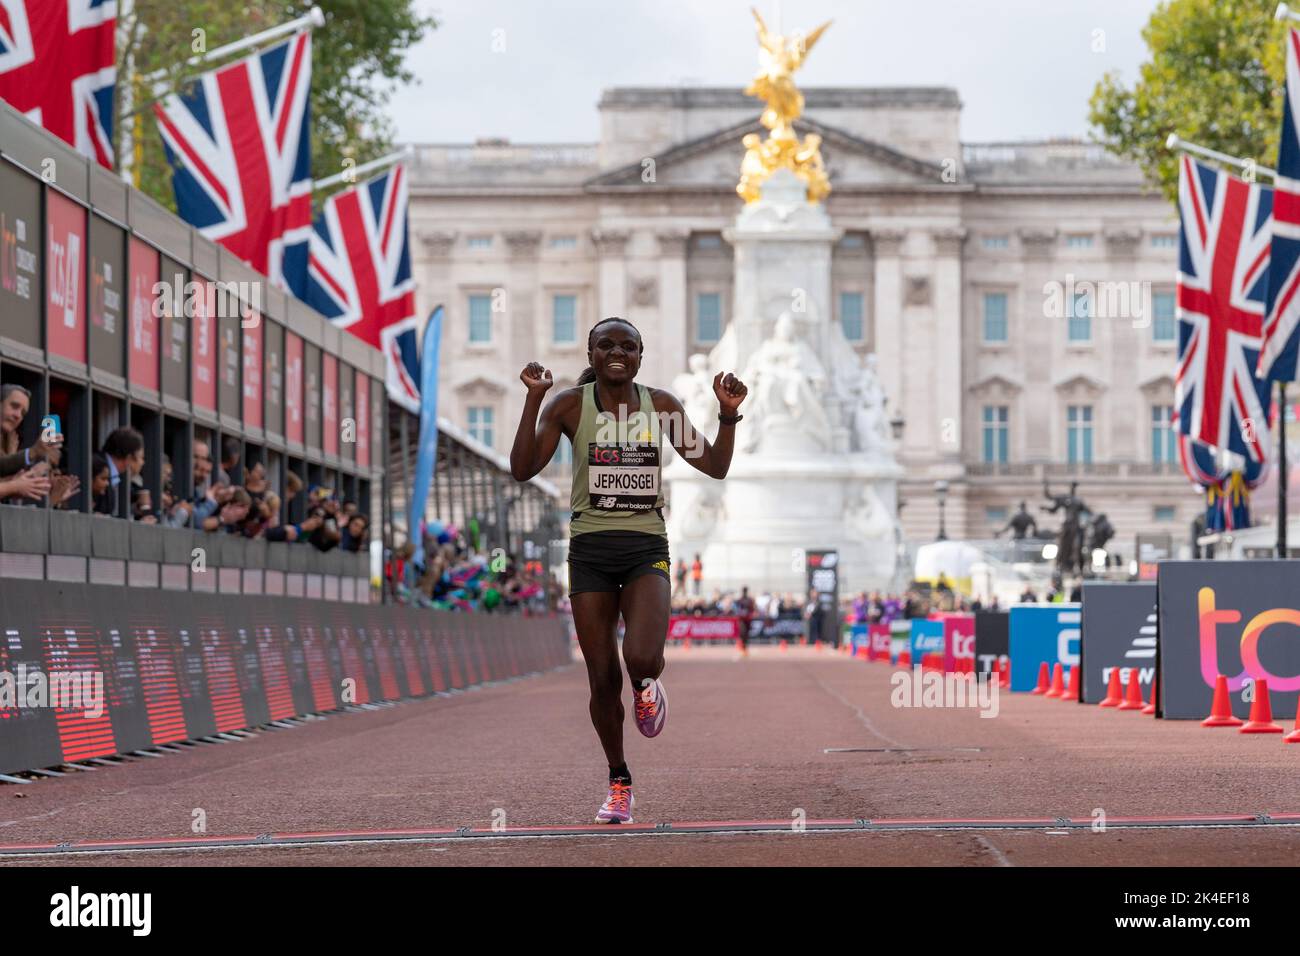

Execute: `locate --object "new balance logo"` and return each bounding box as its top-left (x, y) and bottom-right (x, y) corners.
top-left (596, 496), bottom-right (617, 508)
top-left (1125, 605), bottom-right (1157, 660)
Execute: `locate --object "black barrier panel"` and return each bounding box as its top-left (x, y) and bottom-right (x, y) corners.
top-left (0, 580), bottom-right (569, 773)
top-left (218, 313), bottom-right (240, 421)
top-left (88, 215), bottom-right (125, 378)
top-left (974, 611), bottom-right (1009, 676)
top-left (1158, 560), bottom-right (1300, 720)
top-left (339, 363), bottom-right (355, 464)
top-left (264, 319), bottom-right (284, 438)
top-left (0, 160), bottom-right (42, 349)
top-left (304, 342), bottom-right (322, 452)
top-left (0, 581), bottom-right (67, 772)
top-left (1080, 582), bottom-right (1158, 706)
top-left (160, 256), bottom-right (189, 403)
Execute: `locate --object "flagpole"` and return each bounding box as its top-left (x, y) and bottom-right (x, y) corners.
top-left (137, 6), bottom-right (325, 88)
top-left (1282, 381), bottom-right (1291, 557)
top-left (1165, 134), bottom-right (1278, 179)
top-left (313, 147), bottom-right (415, 193)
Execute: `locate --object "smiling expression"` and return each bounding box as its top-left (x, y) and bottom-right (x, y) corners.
top-left (589, 320), bottom-right (642, 384)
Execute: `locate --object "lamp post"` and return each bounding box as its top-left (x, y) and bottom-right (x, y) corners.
top-left (934, 479), bottom-right (949, 541)
top-left (889, 416), bottom-right (909, 595)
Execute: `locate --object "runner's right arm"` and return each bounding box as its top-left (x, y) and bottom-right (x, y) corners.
top-left (510, 363), bottom-right (571, 482)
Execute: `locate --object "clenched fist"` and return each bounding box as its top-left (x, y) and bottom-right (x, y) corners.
top-left (713, 371), bottom-right (748, 415)
top-left (520, 362), bottom-right (554, 395)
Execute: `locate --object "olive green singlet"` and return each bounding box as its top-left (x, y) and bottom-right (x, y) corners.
top-left (569, 382), bottom-right (667, 538)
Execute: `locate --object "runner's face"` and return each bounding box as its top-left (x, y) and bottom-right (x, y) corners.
top-left (589, 324), bottom-right (641, 385)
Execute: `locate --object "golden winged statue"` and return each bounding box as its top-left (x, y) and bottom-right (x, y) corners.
top-left (737, 7), bottom-right (832, 204)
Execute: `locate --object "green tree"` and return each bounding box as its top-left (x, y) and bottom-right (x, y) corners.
top-left (1089, 0), bottom-right (1286, 203)
top-left (118, 0), bottom-right (436, 210)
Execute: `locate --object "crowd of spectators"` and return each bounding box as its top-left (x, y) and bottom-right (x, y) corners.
top-left (0, 383), bottom-right (369, 553)
top-left (387, 521), bottom-right (559, 614)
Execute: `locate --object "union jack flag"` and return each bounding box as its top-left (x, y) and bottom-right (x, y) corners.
top-left (1264, 27), bottom-right (1300, 385)
top-left (0, 0), bottom-right (116, 168)
top-left (1174, 155), bottom-right (1273, 465)
top-left (305, 165), bottom-right (417, 406)
top-left (154, 31), bottom-right (313, 297)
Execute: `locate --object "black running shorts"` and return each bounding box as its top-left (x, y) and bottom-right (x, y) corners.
top-left (568, 530), bottom-right (671, 595)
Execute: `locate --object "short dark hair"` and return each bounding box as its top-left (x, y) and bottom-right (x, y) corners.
top-left (91, 454), bottom-right (109, 478)
top-left (103, 427), bottom-right (144, 460)
top-left (221, 436), bottom-right (241, 465)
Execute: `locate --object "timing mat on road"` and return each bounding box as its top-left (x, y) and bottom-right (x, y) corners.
top-left (4, 814), bottom-right (1300, 857)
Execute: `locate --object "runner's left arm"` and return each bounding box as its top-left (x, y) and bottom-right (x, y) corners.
top-left (657, 372), bottom-right (747, 480)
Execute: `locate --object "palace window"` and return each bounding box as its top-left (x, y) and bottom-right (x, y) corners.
top-left (1067, 405), bottom-right (1094, 464)
top-left (1151, 405), bottom-right (1176, 464)
top-left (983, 292), bottom-right (1008, 342)
top-left (468, 295), bottom-right (492, 343)
top-left (840, 292), bottom-right (864, 341)
top-left (982, 405), bottom-right (1009, 464)
top-left (982, 235), bottom-right (1009, 250)
top-left (468, 406), bottom-right (495, 448)
top-left (552, 294), bottom-right (577, 344)
top-left (1066, 234), bottom-right (1095, 248)
top-left (696, 292), bottom-right (722, 343)
top-left (1067, 291), bottom-right (1091, 342)
top-left (467, 235), bottom-right (493, 250)
top-left (1152, 291), bottom-right (1176, 342)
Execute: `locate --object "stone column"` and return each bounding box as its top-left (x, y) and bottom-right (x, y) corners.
top-left (1018, 227), bottom-right (1057, 462)
top-left (932, 227), bottom-right (967, 464)
top-left (420, 230), bottom-right (457, 414)
top-left (503, 229), bottom-right (542, 439)
top-left (870, 229), bottom-right (906, 432)
top-left (657, 229), bottom-right (690, 385)
top-left (591, 228), bottom-right (631, 321)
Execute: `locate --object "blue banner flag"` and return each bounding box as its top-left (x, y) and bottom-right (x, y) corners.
top-left (409, 305), bottom-right (443, 567)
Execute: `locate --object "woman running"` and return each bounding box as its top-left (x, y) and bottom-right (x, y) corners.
top-left (510, 317), bottom-right (747, 823)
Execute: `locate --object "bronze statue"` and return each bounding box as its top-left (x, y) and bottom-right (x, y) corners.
top-left (1042, 481), bottom-right (1086, 577)
top-left (998, 500), bottom-right (1038, 540)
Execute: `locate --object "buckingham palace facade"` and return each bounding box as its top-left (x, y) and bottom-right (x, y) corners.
top-left (404, 86), bottom-right (1192, 555)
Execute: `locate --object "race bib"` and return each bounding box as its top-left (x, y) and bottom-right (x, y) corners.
top-left (588, 442), bottom-right (659, 511)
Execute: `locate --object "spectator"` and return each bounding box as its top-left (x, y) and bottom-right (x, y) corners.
top-left (216, 436), bottom-right (240, 485)
top-left (202, 486), bottom-right (251, 533)
top-left (98, 427), bottom-right (145, 516)
top-left (0, 383), bottom-right (63, 482)
top-left (88, 456), bottom-right (111, 513)
top-left (340, 513), bottom-right (369, 552)
top-left (691, 553), bottom-right (703, 596)
top-left (674, 559), bottom-right (687, 595)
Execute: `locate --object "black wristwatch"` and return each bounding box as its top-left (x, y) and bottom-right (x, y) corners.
top-left (718, 413), bottom-right (743, 425)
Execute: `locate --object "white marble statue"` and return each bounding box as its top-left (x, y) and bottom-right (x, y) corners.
top-left (741, 311), bottom-right (831, 452)
top-left (672, 353), bottom-right (717, 430)
top-left (846, 353), bottom-right (892, 457)
top-left (845, 483), bottom-right (895, 542)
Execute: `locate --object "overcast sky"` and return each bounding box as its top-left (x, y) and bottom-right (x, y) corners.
top-left (386, 0), bottom-right (1161, 146)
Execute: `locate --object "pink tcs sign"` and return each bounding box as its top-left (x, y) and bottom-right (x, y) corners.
top-left (284, 332), bottom-right (304, 444)
top-left (45, 192), bottom-right (86, 363)
top-left (190, 278), bottom-right (216, 411)
top-left (322, 352), bottom-right (338, 455)
top-left (242, 316), bottom-right (263, 429)
top-left (128, 237), bottom-right (159, 389)
top-left (355, 375), bottom-right (370, 468)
